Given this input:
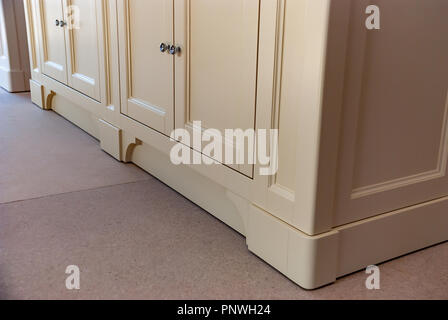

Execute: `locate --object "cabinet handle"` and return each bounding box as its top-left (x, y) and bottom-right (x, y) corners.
top-left (169, 45), bottom-right (181, 55)
top-left (60, 21), bottom-right (67, 27)
top-left (160, 43), bottom-right (168, 53)
top-left (55, 19), bottom-right (60, 26)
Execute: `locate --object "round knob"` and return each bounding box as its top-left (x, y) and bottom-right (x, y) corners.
top-left (55, 19), bottom-right (60, 26)
top-left (59, 21), bottom-right (67, 27)
top-left (169, 45), bottom-right (180, 55)
top-left (160, 43), bottom-right (168, 53)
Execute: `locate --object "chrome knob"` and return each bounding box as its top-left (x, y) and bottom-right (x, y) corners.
top-left (59, 21), bottom-right (67, 27)
top-left (169, 45), bottom-right (180, 55)
top-left (55, 19), bottom-right (60, 26)
top-left (160, 43), bottom-right (168, 53)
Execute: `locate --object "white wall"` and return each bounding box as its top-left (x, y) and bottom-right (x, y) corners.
top-left (0, 0), bottom-right (30, 92)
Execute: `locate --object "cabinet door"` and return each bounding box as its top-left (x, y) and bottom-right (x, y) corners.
top-left (175, 0), bottom-right (261, 177)
top-left (65, 0), bottom-right (103, 101)
top-left (118, 0), bottom-right (174, 135)
top-left (334, 0), bottom-right (448, 225)
top-left (39, 0), bottom-right (67, 83)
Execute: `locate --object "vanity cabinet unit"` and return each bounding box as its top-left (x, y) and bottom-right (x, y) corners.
top-left (24, 0), bottom-right (448, 289)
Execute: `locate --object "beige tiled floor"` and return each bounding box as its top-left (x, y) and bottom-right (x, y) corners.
top-left (0, 90), bottom-right (447, 300)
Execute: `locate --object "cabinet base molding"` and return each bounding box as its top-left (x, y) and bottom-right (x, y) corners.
top-left (122, 136), bottom-right (143, 163)
top-left (113, 129), bottom-right (448, 290)
top-left (335, 195), bottom-right (448, 277)
top-left (98, 119), bottom-right (122, 161)
top-left (248, 196), bottom-right (448, 289)
top-left (248, 205), bottom-right (339, 289)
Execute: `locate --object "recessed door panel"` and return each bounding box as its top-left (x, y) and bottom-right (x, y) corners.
top-left (65, 0), bottom-right (103, 101)
top-left (119, 0), bottom-right (174, 135)
top-left (39, 0), bottom-right (67, 83)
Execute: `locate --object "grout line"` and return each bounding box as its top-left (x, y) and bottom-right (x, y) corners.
top-left (0, 177), bottom-right (153, 207)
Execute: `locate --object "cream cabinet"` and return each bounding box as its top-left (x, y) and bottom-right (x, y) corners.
top-left (175, 0), bottom-right (261, 177)
top-left (0, 0), bottom-right (30, 92)
top-left (24, 0), bottom-right (448, 289)
top-left (118, 0), bottom-right (260, 176)
top-left (333, 0), bottom-right (448, 226)
top-left (118, 0), bottom-right (175, 136)
top-left (38, 0), bottom-right (104, 101)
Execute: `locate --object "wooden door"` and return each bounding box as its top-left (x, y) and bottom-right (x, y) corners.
top-left (64, 0), bottom-right (103, 101)
top-left (118, 0), bottom-right (174, 135)
top-left (334, 0), bottom-right (448, 226)
top-left (39, 0), bottom-right (67, 83)
top-left (175, 0), bottom-right (261, 177)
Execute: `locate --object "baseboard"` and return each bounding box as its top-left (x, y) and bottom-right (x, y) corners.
top-left (130, 138), bottom-right (248, 235)
top-left (336, 196), bottom-right (448, 277)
